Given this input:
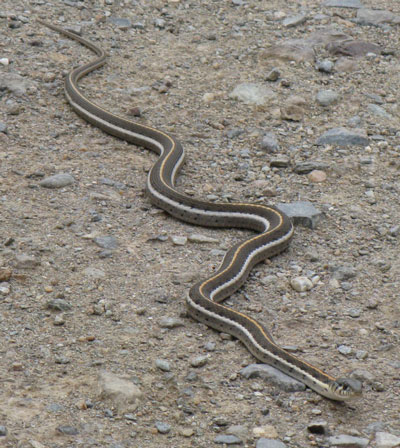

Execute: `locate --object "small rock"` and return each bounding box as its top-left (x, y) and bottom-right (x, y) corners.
top-left (308, 170), bottom-right (327, 183)
top-left (15, 253), bottom-right (39, 269)
top-left (316, 59), bottom-right (334, 73)
top-left (108, 17), bottom-right (132, 29)
top-left (265, 68), bottom-right (280, 82)
top-left (316, 127), bottom-right (369, 147)
top-left (0, 268), bottom-right (12, 282)
top-left (214, 434), bottom-right (242, 445)
top-left (159, 317), bottom-right (184, 329)
top-left (56, 425), bottom-right (79, 435)
top-left (282, 13), bottom-right (307, 27)
top-left (256, 439), bottom-right (287, 448)
top-left (316, 90), bottom-right (340, 107)
top-left (240, 364), bottom-right (306, 392)
top-left (323, 0), bottom-right (363, 7)
top-left (190, 355), bottom-right (208, 368)
top-left (290, 276), bottom-right (313, 292)
top-left (188, 234), bottom-right (219, 244)
top-left (180, 428), bottom-right (195, 437)
top-left (0, 122), bottom-right (7, 133)
top-left (367, 104), bottom-right (392, 119)
top-left (39, 173), bottom-right (75, 189)
top-left (260, 132), bottom-right (280, 152)
top-left (229, 83), bottom-right (276, 106)
top-left (293, 161), bottom-right (330, 174)
top-left (155, 421), bottom-right (171, 434)
top-left (253, 425), bottom-right (279, 439)
top-left (327, 434), bottom-right (369, 448)
top-left (171, 235), bottom-right (187, 246)
top-left (338, 345), bottom-right (352, 356)
top-left (0, 283), bottom-right (10, 296)
top-left (375, 432), bottom-right (400, 448)
top-left (356, 8), bottom-right (400, 26)
top-left (277, 201), bottom-right (322, 229)
top-left (53, 315), bottom-right (65, 326)
top-left (0, 426), bottom-right (7, 436)
top-left (98, 371), bottom-right (142, 413)
top-left (93, 236), bottom-right (118, 249)
top-left (270, 156), bottom-right (289, 168)
top-left (155, 359), bottom-right (171, 372)
top-left (307, 420), bottom-right (328, 435)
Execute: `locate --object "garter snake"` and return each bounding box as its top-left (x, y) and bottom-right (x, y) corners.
top-left (38, 20), bottom-right (362, 401)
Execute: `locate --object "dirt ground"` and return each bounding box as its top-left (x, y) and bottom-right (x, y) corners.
top-left (1, 1), bottom-right (399, 447)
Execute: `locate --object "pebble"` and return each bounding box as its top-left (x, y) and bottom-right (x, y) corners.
top-left (155, 359), bottom-right (171, 372)
top-left (323, 0), bottom-right (363, 7)
top-left (180, 428), bottom-right (195, 437)
top-left (46, 299), bottom-right (72, 311)
top-left (293, 161), bottom-right (329, 174)
top-left (270, 156), bottom-right (289, 168)
top-left (375, 432), bottom-right (400, 448)
top-left (15, 253), bottom-right (39, 269)
top-left (256, 439), bottom-right (287, 448)
top-left (188, 234), bottom-right (219, 244)
top-left (229, 83), bottom-right (275, 106)
top-left (171, 235), bottom-right (187, 246)
top-left (190, 355), bottom-right (208, 368)
top-left (327, 435), bottom-right (369, 448)
top-left (282, 13), bottom-right (307, 27)
top-left (316, 90), bottom-right (340, 107)
top-left (265, 68), bottom-right (280, 82)
top-left (56, 425), bottom-right (79, 435)
top-left (240, 364), bottom-right (306, 392)
top-left (367, 104), bottom-right (392, 119)
top-left (159, 317), bottom-right (184, 329)
top-left (108, 17), bottom-right (132, 29)
top-left (98, 371), bottom-right (142, 413)
top-left (260, 132), bottom-right (279, 152)
top-left (337, 345), bottom-right (352, 356)
top-left (316, 127), bottom-right (369, 147)
top-left (0, 426), bottom-right (7, 436)
top-left (356, 8), bottom-right (400, 26)
top-left (307, 420), bottom-right (328, 435)
top-left (0, 73), bottom-right (33, 95)
top-left (0, 282), bottom-right (10, 296)
top-left (290, 276), bottom-right (313, 292)
top-left (253, 425), bottom-right (279, 439)
top-left (155, 421), bottom-right (171, 434)
top-left (227, 425), bottom-right (248, 441)
top-left (39, 173), bottom-right (75, 189)
top-left (0, 58), bottom-right (9, 66)
top-left (0, 122), bottom-right (7, 133)
top-left (308, 170), bottom-right (327, 183)
top-left (214, 434), bottom-right (242, 445)
top-left (0, 268), bottom-right (12, 281)
top-left (93, 236), bottom-right (118, 249)
top-left (316, 59), bottom-right (334, 73)
top-left (53, 314), bottom-right (65, 326)
top-left (277, 201), bottom-right (322, 229)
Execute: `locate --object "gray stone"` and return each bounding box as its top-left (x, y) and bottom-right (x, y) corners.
top-left (293, 161), bottom-right (330, 174)
top-left (327, 434), bottom-right (369, 447)
top-left (265, 68), bottom-right (280, 82)
top-left (155, 359), bottom-right (171, 372)
top-left (154, 18), bottom-right (166, 29)
top-left (190, 355), bottom-right (209, 368)
top-left (260, 132), bottom-right (279, 152)
top-left (282, 13), bottom-right (307, 28)
top-left (0, 73), bottom-right (34, 96)
top-left (15, 253), bottom-right (39, 269)
top-left (0, 122), bottom-right (7, 133)
top-left (214, 434), bottom-right (242, 445)
top-left (375, 432), bottom-right (400, 448)
top-left (56, 425), bottom-right (79, 435)
top-left (356, 8), bottom-right (400, 26)
top-left (229, 83), bottom-right (276, 106)
top-left (46, 298), bottom-right (72, 311)
top-left (108, 17), bottom-right (132, 29)
top-left (159, 317), bottom-right (185, 329)
top-left (240, 364), bottom-right (306, 392)
top-left (367, 104), bottom-right (392, 119)
top-left (39, 173), bottom-right (75, 189)
top-left (316, 90), bottom-right (340, 107)
top-left (338, 345), bottom-right (352, 355)
top-left (330, 264), bottom-right (357, 281)
top-left (317, 59), bottom-right (334, 73)
top-left (316, 127), bottom-right (369, 146)
top-left (155, 421), bottom-right (171, 434)
top-left (276, 201), bottom-right (322, 229)
top-left (93, 236), bottom-right (118, 249)
top-left (256, 439), bottom-right (287, 448)
top-left (0, 426), bottom-right (7, 436)
top-left (323, 0), bottom-right (363, 7)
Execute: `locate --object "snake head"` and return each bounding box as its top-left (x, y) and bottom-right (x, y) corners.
top-left (329, 377), bottom-right (362, 400)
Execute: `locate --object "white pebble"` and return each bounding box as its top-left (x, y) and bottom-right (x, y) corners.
top-left (0, 58), bottom-right (9, 66)
top-left (290, 276), bottom-right (313, 292)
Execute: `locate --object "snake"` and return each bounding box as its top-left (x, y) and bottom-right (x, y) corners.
top-left (38, 20), bottom-right (362, 401)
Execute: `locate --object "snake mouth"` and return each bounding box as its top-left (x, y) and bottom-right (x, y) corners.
top-left (330, 377), bottom-right (363, 400)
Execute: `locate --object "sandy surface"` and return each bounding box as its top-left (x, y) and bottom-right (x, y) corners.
top-left (1, 1), bottom-right (399, 447)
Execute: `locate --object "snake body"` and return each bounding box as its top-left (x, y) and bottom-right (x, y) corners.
top-left (38, 20), bottom-right (362, 401)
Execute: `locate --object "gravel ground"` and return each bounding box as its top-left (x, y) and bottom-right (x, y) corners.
top-left (1, 1), bottom-right (400, 447)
